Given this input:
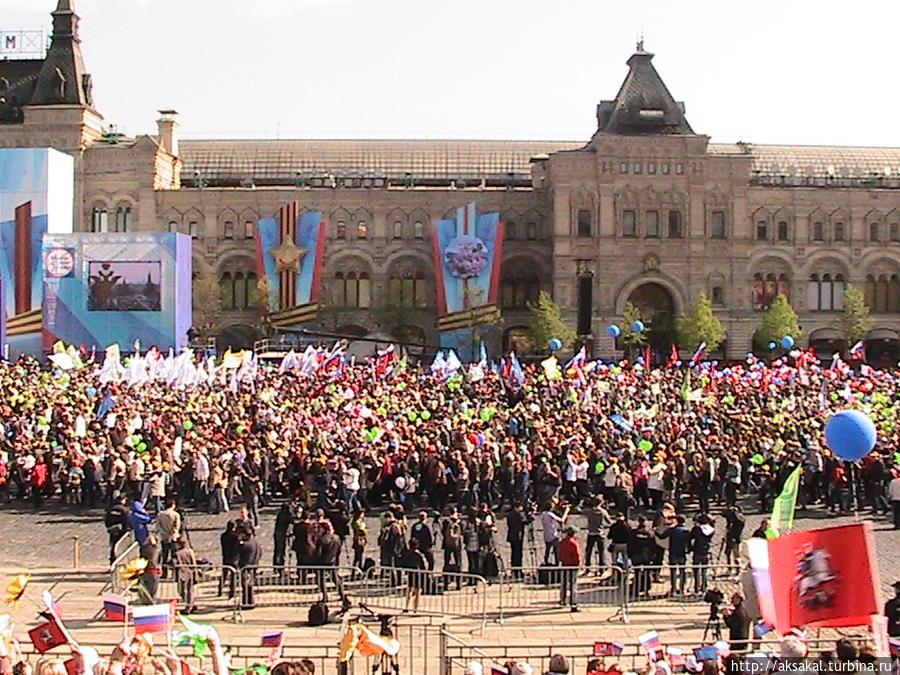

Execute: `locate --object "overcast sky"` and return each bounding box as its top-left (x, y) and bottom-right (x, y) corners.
top-left (6, 0), bottom-right (900, 146)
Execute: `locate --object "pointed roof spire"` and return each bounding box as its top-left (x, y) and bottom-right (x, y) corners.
top-left (595, 44), bottom-right (693, 135)
top-left (30, 0), bottom-right (93, 107)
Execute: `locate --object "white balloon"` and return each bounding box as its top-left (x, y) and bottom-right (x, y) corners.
top-left (75, 415), bottom-right (87, 438)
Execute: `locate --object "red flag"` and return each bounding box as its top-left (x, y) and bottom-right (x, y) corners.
top-left (63, 658), bottom-right (78, 675)
top-left (667, 344), bottom-right (679, 368)
top-left (643, 344), bottom-right (652, 370)
top-left (29, 619), bottom-right (68, 653)
top-left (765, 523), bottom-right (879, 633)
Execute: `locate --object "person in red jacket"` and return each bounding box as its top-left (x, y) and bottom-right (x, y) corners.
top-left (558, 526), bottom-right (583, 612)
top-left (31, 455), bottom-right (49, 509)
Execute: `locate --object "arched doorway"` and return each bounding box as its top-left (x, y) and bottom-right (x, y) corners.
top-left (865, 328), bottom-right (900, 369)
top-left (808, 327), bottom-right (845, 361)
top-left (626, 282), bottom-right (675, 362)
top-left (218, 325), bottom-right (258, 351)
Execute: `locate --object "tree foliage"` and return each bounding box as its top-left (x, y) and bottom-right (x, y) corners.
top-left (192, 268), bottom-right (224, 338)
top-left (834, 284), bottom-right (873, 346)
top-left (675, 292), bottom-right (726, 352)
top-left (620, 301), bottom-right (648, 348)
top-left (527, 290), bottom-right (576, 353)
top-left (755, 293), bottom-right (800, 348)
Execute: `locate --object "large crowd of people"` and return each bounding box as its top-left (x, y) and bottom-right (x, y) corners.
top-left (2, 343), bottom-right (900, 674)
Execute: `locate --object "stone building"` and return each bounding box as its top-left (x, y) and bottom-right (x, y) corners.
top-left (4, 1), bottom-right (900, 362)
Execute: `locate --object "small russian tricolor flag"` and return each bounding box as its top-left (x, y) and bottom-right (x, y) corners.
top-left (132, 603), bottom-right (172, 634)
top-left (260, 630), bottom-right (284, 648)
top-left (102, 593), bottom-right (127, 623)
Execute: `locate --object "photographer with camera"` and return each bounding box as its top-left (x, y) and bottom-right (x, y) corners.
top-left (540, 498), bottom-right (570, 566)
top-left (722, 590), bottom-right (751, 652)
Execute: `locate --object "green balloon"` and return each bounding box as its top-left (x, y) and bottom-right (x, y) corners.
top-left (37, 417), bottom-right (47, 425)
top-left (236, 425), bottom-right (246, 434)
top-left (183, 420), bottom-right (194, 430)
top-left (137, 442), bottom-right (148, 452)
top-left (480, 408), bottom-right (491, 421)
top-left (420, 410), bottom-right (431, 420)
top-left (366, 428), bottom-right (379, 442)
top-left (638, 439), bottom-right (653, 452)
top-left (377, 407), bottom-right (387, 416)
top-left (407, 411), bottom-right (418, 422)
top-left (752, 454), bottom-right (764, 465)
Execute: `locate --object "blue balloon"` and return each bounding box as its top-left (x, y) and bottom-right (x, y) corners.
top-left (781, 335), bottom-right (795, 350)
top-left (635, 356), bottom-right (644, 365)
top-left (548, 338), bottom-right (562, 352)
top-left (767, 342), bottom-right (776, 350)
top-left (825, 409), bottom-right (877, 462)
top-left (675, 360), bottom-right (682, 367)
top-left (631, 320), bottom-right (645, 333)
top-left (607, 324), bottom-right (621, 338)
top-left (87, 387), bottom-right (97, 397)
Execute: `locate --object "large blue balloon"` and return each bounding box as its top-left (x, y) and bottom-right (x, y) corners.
top-left (781, 335), bottom-right (795, 350)
top-left (548, 338), bottom-right (562, 352)
top-left (825, 409), bottom-right (877, 462)
top-left (607, 324), bottom-right (621, 338)
top-left (767, 341), bottom-right (776, 350)
top-left (631, 320), bottom-right (645, 333)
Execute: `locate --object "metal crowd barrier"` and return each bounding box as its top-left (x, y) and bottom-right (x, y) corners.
top-left (243, 565), bottom-right (364, 609)
top-left (622, 562), bottom-right (741, 606)
top-left (495, 565), bottom-right (625, 623)
top-left (362, 566), bottom-right (488, 627)
top-left (155, 564), bottom-right (242, 620)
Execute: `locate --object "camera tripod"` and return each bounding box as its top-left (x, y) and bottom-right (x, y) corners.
top-left (703, 602), bottom-right (723, 643)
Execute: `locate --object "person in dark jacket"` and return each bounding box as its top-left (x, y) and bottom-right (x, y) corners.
top-left (138, 534), bottom-right (161, 603)
top-left (506, 502), bottom-right (532, 575)
top-left (723, 591), bottom-right (751, 652)
top-left (608, 512), bottom-right (631, 566)
top-left (237, 525), bottom-right (262, 609)
top-left (409, 510), bottom-right (435, 570)
top-left (657, 514), bottom-right (690, 595)
top-left (628, 518), bottom-right (654, 596)
top-left (220, 520), bottom-right (239, 598)
top-left (689, 514), bottom-right (715, 594)
top-left (273, 502), bottom-right (293, 567)
top-left (105, 496), bottom-right (130, 564)
top-left (581, 497), bottom-right (611, 569)
top-left (315, 526), bottom-right (345, 605)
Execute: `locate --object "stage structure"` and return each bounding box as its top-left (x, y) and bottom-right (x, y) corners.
top-left (42, 232), bottom-right (192, 352)
top-left (255, 203), bottom-right (327, 328)
top-left (432, 202), bottom-right (504, 361)
top-left (0, 148), bottom-right (74, 355)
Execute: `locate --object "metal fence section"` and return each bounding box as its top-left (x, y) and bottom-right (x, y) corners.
top-left (495, 565), bottom-right (626, 623)
top-left (154, 564), bottom-right (242, 620)
top-left (622, 563), bottom-right (742, 607)
top-left (362, 566), bottom-right (488, 627)
top-left (242, 565), bottom-right (364, 610)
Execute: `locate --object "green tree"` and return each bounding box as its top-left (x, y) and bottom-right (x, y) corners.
top-left (527, 290), bottom-right (576, 353)
top-left (754, 293), bottom-right (800, 349)
top-left (834, 283), bottom-right (873, 346)
top-left (620, 301), bottom-right (648, 352)
top-left (191, 268), bottom-right (224, 338)
top-left (675, 292), bottom-right (726, 351)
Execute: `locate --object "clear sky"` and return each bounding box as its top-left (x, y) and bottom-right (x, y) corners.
top-left (6, 0), bottom-right (900, 146)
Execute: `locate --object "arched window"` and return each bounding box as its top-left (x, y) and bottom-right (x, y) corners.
top-left (667, 210), bottom-right (683, 238)
top-left (503, 326), bottom-right (534, 354)
top-left (833, 222), bottom-right (845, 241)
top-left (114, 206), bottom-right (131, 233)
top-left (246, 272), bottom-right (258, 309)
top-left (752, 272), bottom-right (788, 311)
top-left (388, 270), bottom-right (427, 308)
top-left (413, 221), bottom-right (424, 239)
top-left (336, 221), bottom-right (346, 239)
top-left (167, 220), bottom-right (178, 233)
top-left (188, 220), bottom-right (200, 238)
top-left (866, 274), bottom-right (900, 313)
top-left (506, 221), bottom-right (517, 240)
top-left (219, 272), bottom-right (234, 309)
top-left (392, 220), bottom-right (403, 239)
top-left (622, 210), bottom-right (636, 237)
top-left (233, 272), bottom-right (247, 309)
top-left (891, 223), bottom-right (900, 242)
top-left (576, 209), bottom-right (592, 237)
top-left (223, 221), bottom-right (235, 240)
top-left (710, 211), bottom-right (725, 239)
top-left (808, 273), bottom-right (845, 311)
top-left (777, 221), bottom-right (789, 241)
top-left (645, 210), bottom-right (659, 238)
top-left (501, 272), bottom-right (540, 309)
top-left (526, 221), bottom-right (538, 240)
top-left (812, 222), bottom-right (824, 241)
top-left (334, 272), bottom-right (371, 308)
top-left (91, 207), bottom-right (109, 233)
top-left (356, 221), bottom-right (367, 239)
top-left (756, 220), bottom-right (768, 241)
top-left (243, 221), bottom-right (255, 239)
top-left (869, 223), bottom-right (880, 242)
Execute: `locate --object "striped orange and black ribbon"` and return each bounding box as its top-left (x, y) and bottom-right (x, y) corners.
top-left (277, 201), bottom-right (301, 311)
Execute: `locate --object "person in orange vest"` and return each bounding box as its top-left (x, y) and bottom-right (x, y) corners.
top-left (558, 526), bottom-right (583, 612)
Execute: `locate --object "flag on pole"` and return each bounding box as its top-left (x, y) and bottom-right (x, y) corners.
top-left (690, 342), bottom-right (707, 364)
top-left (28, 619), bottom-right (67, 653)
top-left (667, 344), bottom-right (679, 368)
top-left (132, 603), bottom-right (172, 634)
top-left (767, 465), bottom-right (802, 537)
top-left (260, 630), bottom-right (284, 648)
top-left (173, 614), bottom-right (218, 658)
top-left (101, 593), bottom-right (127, 622)
top-left (850, 340), bottom-right (865, 360)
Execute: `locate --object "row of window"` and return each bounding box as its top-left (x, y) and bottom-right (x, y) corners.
top-left (90, 207), bottom-right (132, 233)
top-left (575, 209), bottom-right (721, 239)
top-left (752, 273), bottom-right (900, 313)
top-left (617, 161), bottom-right (685, 176)
top-left (218, 272), bottom-right (258, 310)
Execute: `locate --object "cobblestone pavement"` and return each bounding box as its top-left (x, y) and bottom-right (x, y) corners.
top-left (1, 496), bottom-right (897, 593)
